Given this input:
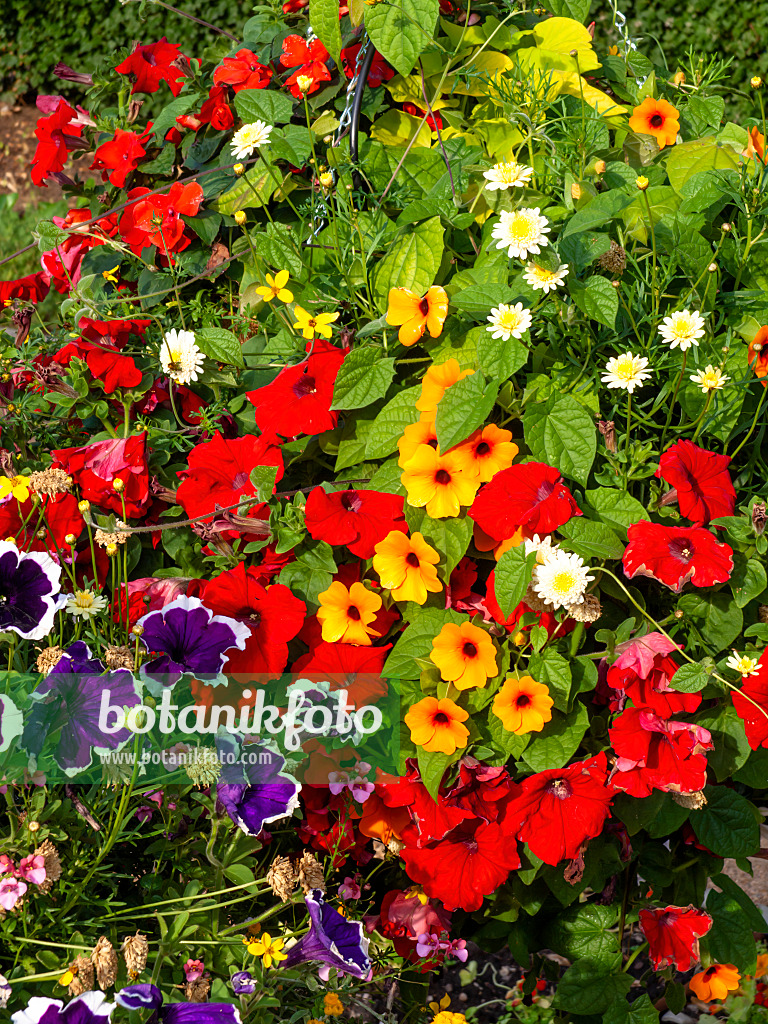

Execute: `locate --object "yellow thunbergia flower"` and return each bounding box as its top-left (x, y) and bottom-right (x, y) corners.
top-left (0, 475), bottom-right (30, 503)
top-left (243, 932), bottom-right (287, 968)
top-left (256, 270), bottom-right (294, 303)
top-left (316, 581), bottom-right (381, 646)
top-left (293, 306), bottom-right (340, 339)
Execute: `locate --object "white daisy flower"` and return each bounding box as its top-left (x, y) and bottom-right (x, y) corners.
top-left (160, 329), bottom-right (205, 386)
top-left (486, 302), bottom-right (532, 341)
top-left (230, 120), bottom-right (273, 160)
top-left (523, 262), bottom-right (569, 293)
top-left (66, 590), bottom-right (108, 619)
top-left (482, 160), bottom-right (534, 191)
top-left (690, 364), bottom-right (729, 393)
top-left (601, 352), bottom-right (652, 394)
top-left (523, 534), bottom-right (558, 564)
top-left (532, 549), bottom-right (594, 610)
top-left (658, 309), bottom-right (706, 351)
top-left (726, 651), bottom-right (762, 677)
top-left (491, 208), bottom-right (551, 260)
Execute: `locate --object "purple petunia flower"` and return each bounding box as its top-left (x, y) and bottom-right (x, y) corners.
top-left (21, 642), bottom-right (140, 774)
top-left (281, 889), bottom-right (371, 980)
top-left (11, 991), bottom-right (115, 1024)
top-left (116, 986), bottom-right (241, 1024)
top-left (0, 541), bottom-right (63, 640)
top-left (215, 735), bottom-right (300, 837)
top-left (138, 596), bottom-right (250, 686)
top-left (230, 972), bottom-right (256, 996)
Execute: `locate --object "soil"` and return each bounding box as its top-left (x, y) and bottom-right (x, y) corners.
top-left (0, 100), bottom-right (63, 207)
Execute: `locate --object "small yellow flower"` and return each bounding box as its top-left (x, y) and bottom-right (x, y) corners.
top-left (78, 500), bottom-right (90, 513)
top-left (113, 477), bottom-right (125, 492)
top-left (58, 970), bottom-right (75, 987)
top-left (293, 306), bottom-right (340, 340)
top-left (323, 993), bottom-right (344, 1016)
top-left (0, 475), bottom-right (30, 503)
top-left (256, 270), bottom-right (294, 304)
top-left (102, 265), bottom-right (120, 284)
top-left (296, 75), bottom-right (314, 94)
top-left (233, 162), bottom-right (246, 175)
top-left (243, 932), bottom-right (287, 968)
top-left (234, 210), bottom-right (247, 226)
top-left (429, 995), bottom-right (451, 1014)
top-left (635, 175), bottom-right (649, 191)
top-left (752, 76), bottom-right (763, 90)
top-left (404, 885), bottom-right (429, 905)
top-left (318, 171), bottom-right (334, 189)
top-left (690, 364), bottom-right (729, 393)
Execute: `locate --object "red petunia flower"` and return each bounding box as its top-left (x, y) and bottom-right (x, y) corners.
top-left (606, 631), bottom-right (700, 718)
top-left (0, 272), bottom-right (50, 304)
top-left (443, 760), bottom-right (516, 823)
top-left (54, 338), bottom-right (142, 394)
top-left (114, 39), bottom-right (188, 96)
top-left (340, 44), bottom-right (394, 87)
top-left (656, 440), bottom-right (736, 524)
top-left (246, 340), bottom-right (346, 437)
top-left (52, 433), bottom-right (150, 517)
top-left (292, 641), bottom-right (390, 709)
top-left (402, 102), bottom-right (443, 131)
top-left (90, 126), bottom-right (153, 188)
top-left (177, 86), bottom-right (234, 132)
top-left (731, 648), bottom-right (768, 749)
top-left (213, 49), bottom-right (273, 92)
top-left (133, 378), bottom-right (206, 425)
top-left (469, 462), bottom-right (582, 541)
top-left (609, 709), bottom-right (712, 798)
top-left (199, 561), bottom-right (305, 678)
top-left (499, 753), bottom-right (613, 865)
top-left (623, 520), bottom-right (733, 593)
top-left (119, 182), bottom-right (203, 260)
top-left (176, 431), bottom-right (284, 527)
top-left (30, 98), bottom-right (85, 187)
top-left (485, 569), bottom-right (574, 639)
top-left (639, 905), bottom-right (712, 971)
top-left (368, 889), bottom-right (452, 966)
top-left (80, 316), bottom-right (151, 350)
top-left (280, 35), bottom-right (331, 97)
top-left (40, 208), bottom-right (119, 294)
top-left (401, 817), bottom-right (521, 912)
top-left (304, 486), bottom-right (407, 558)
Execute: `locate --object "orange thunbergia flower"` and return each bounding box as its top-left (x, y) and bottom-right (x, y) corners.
top-left (450, 424), bottom-right (519, 482)
top-left (430, 621), bottom-right (497, 690)
top-left (748, 326), bottom-right (768, 382)
top-left (755, 953), bottom-right (768, 978)
top-left (386, 286), bottom-right (449, 346)
top-left (744, 126), bottom-right (766, 163)
top-left (373, 530), bottom-right (442, 604)
top-left (317, 581), bottom-right (382, 645)
top-left (415, 359), bottom-right (474, 413)
top-left (689, 964), bottom-right (741, 1002)
top-left (398, 415), bottom-right (438, 468)
top-left (492, 676), bottom-right (554, 735)
top-left (628, 97), bottom-right (680, 148)
top-left (404, 695), bottom-right (469, 754)
top-left (401, 446), bottom-right (479, 518)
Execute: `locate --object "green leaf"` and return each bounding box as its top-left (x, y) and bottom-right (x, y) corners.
top-left (493, 545), bottom-right (536, 619)
top-left (435, 372), bottom-right (500, 452)
top-left (690, 785), bottom-right (760, 858)
top-left (277, 541), bottom-right (337, 607)
top-left (223, 863), bottom-right (256, 886)
top-left (365, 385), bottom-right (421, 459)
top-left (678, 592), bottom-right (743, 651)
top-left (558, 518), bottom-right (625, 560)
top-left (195, 327), bottom-right (244, 368)
top-left (212, 167), bottom-right (276, 215)
top-left (151, 96), bottom-right (196, 140)
top-left (365, 0), bottom-right (439, 76)
top-left (530, 648), bottom-right (572, 712)
top-left (543, 0), bottom-right (590, 20)
top-left (249, 465), bottom-right (278, 501)
top-left (695, 705), bottom-right (751, 781)
top-left (585, 488), bottom-right (647, 532)
top-left (560, 190), bottom-right (635, 237)
top-left (451, 283), bottom-right (511, 315)
top-left (383, 607), bottom-right (464, 679)
top-left (603, 994), bottom-right (659, 1024)
top-left (710, 873), bottom-right (768, 934)
top-left (34, 219), bottom-right (70, 252)
top-left (569, 275), bottom-right (619, 330)
top-left (705, 889), bottom-right (758, 974)
top-left (730, 555), bottom-right (767, 608)
top-left (522, 702), bottom-right (589, 772)
top-left (545, 905), bottom-right (620, 971)
top-left (235, 89), bottom-right (295, 126)
top-left (330, 348), bottom-right (395, 410)
top-left (310, 0), bottom-right (342, 64)
top-left (665, 138), bottom-right (740, 193)
top-left (417, 747), bottom-right (455, 801)
top-left (371, 216), bottom-right (444, 312)
top-left (486, 707), bottom-right (531, 759)
top-left (554, 961), bottom-right (632, 1014)
top-left (477, 327), bottom-right (529, 381)
top-left (524, 393), bottom-right (597, 486)
top-left (669, 662), bottom-right (710, 692)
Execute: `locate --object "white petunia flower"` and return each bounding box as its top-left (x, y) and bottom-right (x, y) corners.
top-left (66, 590), bottom-right (108, 620)
top-left (491, 208), bottom-right (550, 260)
top-left (523, 262), bottom-right (569, 293)
top-left (486, 302), bottom-right (532, 341)
top-left (690, 364), bottom-right (729, 393)
top-left (230, 120), bottom-right (273, 160)
top-left (658, 309), bottom-right (706, 351)
top-left (532, 549), bottom-right (594, 610)
top-left (160, 329), bottom-right (205, 386)
top-left (726, 651), bottom-right (762, 677)
top-left (482, 160), bottom-right (534, 191)
top-left (601, 352), bottom-right (652, 394)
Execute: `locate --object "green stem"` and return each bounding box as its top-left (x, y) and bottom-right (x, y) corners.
top-left (660, 350), bottom-right (688, 450)
top-left (641, 189), bottom-right (658, 317)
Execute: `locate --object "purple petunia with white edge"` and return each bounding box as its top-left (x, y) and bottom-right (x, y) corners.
top-left (0, 541), bottom-right (64, 640)
top-left (116, 984), bottom-right (241, 1024)
top-left (11, 991), bottom-right (115, 1024)
top-left (281, 889), bottom-right (371, 980)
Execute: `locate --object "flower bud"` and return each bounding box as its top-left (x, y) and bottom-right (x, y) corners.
top-left (571, 182), bottom-right (582, 200)
top-left (752, 501), bottom-right (767, 536)
top-left (131, 624), bottom-right (144, 637)
top-left (635, 175), bottom-right (649, 191)
top-left (594, 159), bottom-right (606, 174)
top-left (751, 76), bottom-right (763, 89)
top-left (113, 477), bottom-right (124, 493)
top-left (233, 163), bottom-right (245, 176)
top-left (721, 222), bottom-right (731, 232)
top-left (28, 820), bottom-right (40, 832)
top-left (78, 500), bottom-right (90, 513)
top-left (296, 75), bottom-right (314, 95)
top-left (65, 533), bottom-right (77, 545)
top-left (708, 263), bottom-right (717, 273)
top-left (673, 70), bottom-right (686, 87)
top-left (234, 210), bottom-right (247, 226)
top-left (106, 543), bottom-right (118, 557)
top-left (318, 171), bottom-right (334, 189)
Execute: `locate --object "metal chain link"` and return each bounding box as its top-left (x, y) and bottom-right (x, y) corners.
top-left (607, 0), bottom-right (647, 86)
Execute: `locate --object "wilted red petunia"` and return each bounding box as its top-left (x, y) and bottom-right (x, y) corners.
top-left (40, 208), bottom-right (119, 294)
top-left (0, 272), bottom-right (50, 304)
top-left (177, 86), bottom-right (234, 132)
top-left (246, 340), bottom-right (345, 437)
top-left (280, 35), bottom-right (331, 96)
top-left (656, 440), bottom-right (736, 524)
top-left (199, 562), bottom-right (305, 677)
top-left (304, 486), bottom-right (407, 559)
top-left (30, 98), bottom-right (85, 187)
top-left (401, 817), bottom-right (521, 912)
top-left (731, 649), bottom-right (768, 749)
top-left (54, 338), bottom-right (142, 394)
top-left (469, 462), bottom-right (581, 541)
top-left (114, 39), bottom-right (187, 96)
top-left (609, 709), bottom-right (712, 798)
top-left (52, 434), bottom-right (150, 517)
top-left (639, 905), bottom-right (712, 971)
top-left (119, 182), bottom-right (203, 259)
top-left (213, 49), bottom-right (273, 92)
top-left (606, 631), bottom-right (700, 718)
top-left (623, 520), bottom-right (733, 593)
top-left (340, 44), bottom-right (394, 87)
top-left (499, 752), bottom-right (613, 865)
top-left (90, 126), bottom-right (153, 188)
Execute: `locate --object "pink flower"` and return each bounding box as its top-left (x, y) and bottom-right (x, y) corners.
top-left (611, 632), bottom-right (681, 677)
top-left (183, 959), bottom-right (205, 982)
top-left (18, 855), bottom-right (46, 886)
top-left (0, 877), bottom-right (27, 911)
top-left (339, 876), bottom-right (362, 900)
top-left (328, 763), bottom-right (375, 804)
top-left (0, 855), bottom-right (14, 874)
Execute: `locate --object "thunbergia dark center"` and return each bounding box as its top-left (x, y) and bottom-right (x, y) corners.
top-left (405, 552), bottom-right (420, 567)
top-left (435, 469), bottom-right (452, 485)
top-left (434, 712), bottom-right (449, 724)
top-left (516, 694), bottom-right (531, 707)
top-left (475, 441), bottom-right (491, 456)
top-left (419, 298), bottom-right (430, 316)
top-left (347, 605), bottom-right (361, 621)
top-left (463, 642), bottom-right (478, 658)
top-left (649, 113), bottom-right (664, 127)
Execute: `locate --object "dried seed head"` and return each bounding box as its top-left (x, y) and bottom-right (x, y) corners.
top-left (121, 931), bottom-right (148, 977)
top-left (759, 605), bottom-right (768, 624)
top-left (598, 240), bottom-right (627, 274)
top-left (35, 838), bottom-right (62, 893)
top-left (36, 646), bottom-right (64, 676)
top-left (598, 419), bottom-right (617, 453)
top-left (69, 956), bottom-right (94, 996)
top-left (267, 855), bottom-right (298, 901)
top-left (567, 594), bottom-right (603, 623)
top-left (91, 937), bottom-right (118, 990)
top-left (185, 977), bottom-right (211, 1003)
top-left (752, 501), bottom-right (767, 537)
top-left (671, 790), bottom-right (707, 809)
top-left (298, 851), bottom-right (326, 894)
top-left (105, 645), bottom-right (134, 671)
top-left (28, 469), bottom-right (72, 498)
